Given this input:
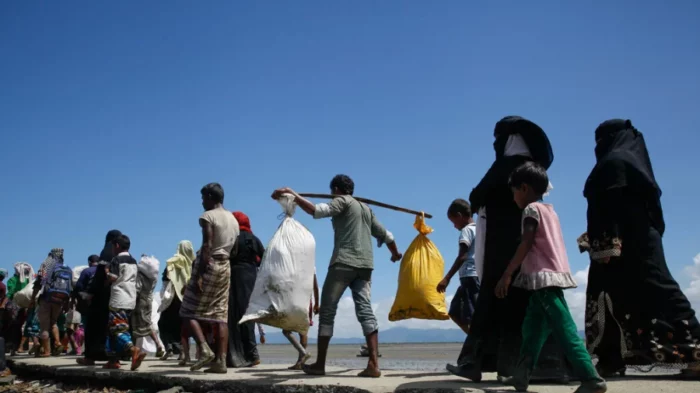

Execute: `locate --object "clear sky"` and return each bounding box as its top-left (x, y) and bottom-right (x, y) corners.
top-left (2, 1), bottom-right (699, 338)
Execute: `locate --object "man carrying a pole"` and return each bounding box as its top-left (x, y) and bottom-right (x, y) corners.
top-left (272, 174), bottom-right (403, 378)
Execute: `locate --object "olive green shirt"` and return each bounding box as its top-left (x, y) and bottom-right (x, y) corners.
top-left (313, 195), bottom-right (394, 270)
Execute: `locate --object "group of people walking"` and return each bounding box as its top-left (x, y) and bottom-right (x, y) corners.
top-left (1, 116), bottom-right (699, 392)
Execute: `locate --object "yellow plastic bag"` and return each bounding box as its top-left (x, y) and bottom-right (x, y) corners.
top-left (389, 215), bottom-right (449, 321)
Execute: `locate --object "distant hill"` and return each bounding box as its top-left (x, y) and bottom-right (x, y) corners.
top-left (259, 327), bottom-right (586, 345)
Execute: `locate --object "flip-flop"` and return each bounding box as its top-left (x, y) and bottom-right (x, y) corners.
top-left (76, 358), bottom-right (95, 366)
top-left (190, 352), bottom-right (215, 372)
top-left (302, 364), bottom-right (326, 376)
top-left (103, 362), bottom-right (121, 370)
top-left (131, 352), bottom-right (147, 371)
top-left (357, 368), bottom-right (382, 378)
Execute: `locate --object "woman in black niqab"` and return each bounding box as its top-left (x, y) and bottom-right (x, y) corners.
top-left (77, 229), bottom-right (121, 365)
top-left (579, 119), bottom-right (700, 377)
top-left (447, 116), bottom-right (571, 383)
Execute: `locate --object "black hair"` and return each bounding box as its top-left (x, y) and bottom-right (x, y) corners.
top-left (447, 198), bottom-right (472, 217)
top-left (330, 174), bottom-right (354, 195)
top-left (201, 183), bottom-right (225, 204)
top-left (112, 234), bottom-right (131, 251)
top-left (509, 161), bottom-right (550, 196)
top-left (88, 254), bottom-right (100, 264)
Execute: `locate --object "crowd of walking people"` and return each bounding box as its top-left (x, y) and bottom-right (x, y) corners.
top-left (1, 117), bottom-right (699, 393)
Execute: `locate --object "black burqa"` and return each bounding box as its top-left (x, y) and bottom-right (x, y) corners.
top-left (226, 213), bottom-right (265, 368)
top-left (84, 229), bottom-right (121, 361)
top-left (583, 119), bottom-right (700, 371)
top-left (158, 269), bottom-right (182, 355)
top-left (449, 116), bottom-right (571, 381)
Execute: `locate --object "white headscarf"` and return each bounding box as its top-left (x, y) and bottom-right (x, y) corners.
top-left (14, 262), bottom-right (35, 283)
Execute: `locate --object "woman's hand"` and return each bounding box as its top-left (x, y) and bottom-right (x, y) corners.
top-left (495, 274), bottom-right (512, 299)
top-left (313, 303), bottom-right (320, 315)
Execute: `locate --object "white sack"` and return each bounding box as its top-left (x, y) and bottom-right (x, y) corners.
top-left (138, 293), bottom-right (164, 353)
top-left (14, 284), bottom-right (38, 308)
top-left (72, 265), bottom-right (89, 286)
top-left (240, 193), bottom-right (316, 334)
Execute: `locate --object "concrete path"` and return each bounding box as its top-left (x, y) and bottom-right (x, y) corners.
top-left (8, 355), bottom-right (700, 392)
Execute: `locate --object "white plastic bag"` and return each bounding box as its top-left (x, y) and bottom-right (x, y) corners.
top-left (240, 193), bottom-right (316, 334)
top-left (157, 281), bottom-right (175, 313)
top-left (137, 293), bottom-right (164, 353)
top-left (14, 284), bottom-right (38, 308)
top-left (72, 265), bottom-right (89, 286)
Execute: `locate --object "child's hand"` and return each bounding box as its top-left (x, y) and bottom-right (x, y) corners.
top-left (313, 303), bottom-right (320, 315)
top-left (260, 335), bottom-right (266, 345)
top-left (495, 274), bottom-right (512, 299)
top-left (391, 252), bottom-right (403, 263)
top-left (436, 278), bottom-right (449, 293)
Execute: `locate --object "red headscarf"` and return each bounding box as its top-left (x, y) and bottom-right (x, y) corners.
top-left (233, 211), bottom-right (252, 233)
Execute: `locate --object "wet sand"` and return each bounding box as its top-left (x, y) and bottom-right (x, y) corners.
top-left (259, 342), bottom-right (461, 371)
top-left (259, 342), bottom-right (683, 376)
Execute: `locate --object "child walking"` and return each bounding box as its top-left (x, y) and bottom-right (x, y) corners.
top-left (437, 199), bottom-right (480, 335)
top-left (494, 162), bottom-right (606, 393)
top-left (104, 234), bottom-right (146, 371)
top-left (283, 271), bottom-right (320, 370)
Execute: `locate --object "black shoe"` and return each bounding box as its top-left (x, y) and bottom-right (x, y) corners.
top-left (446, 363), bottom-right (482, 383)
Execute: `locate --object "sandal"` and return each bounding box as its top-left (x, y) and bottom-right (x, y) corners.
top-left (52, 345), bottom-right (65, 356)
top-left (103, 361), bottom-right (121, 370)
top-left (76, 358), bottom-right (96, 366)
top-left (155, 348), bottom-right (165, 358)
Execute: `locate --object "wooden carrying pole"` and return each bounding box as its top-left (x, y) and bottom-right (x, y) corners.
top-left (299, 193), bottom-right (433, 219)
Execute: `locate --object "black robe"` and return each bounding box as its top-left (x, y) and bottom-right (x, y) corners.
top-left (452, 116), bottom-right (570, 380)
top-left (582, 120), bottom-right (700, 370)
top-left (226, 230), bottom-right (264, 368)
top-left (84, 230), bottom-right (121, 361)
top-left (158, 270), bottom-right (183, 355)
top-left (455, 155), bottom-right (570, 380)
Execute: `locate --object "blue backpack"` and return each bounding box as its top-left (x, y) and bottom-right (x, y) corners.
top-left (45, 265), bottom-right (73, 304)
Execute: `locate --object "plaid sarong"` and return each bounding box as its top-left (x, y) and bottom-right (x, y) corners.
top-left (179, 256), bottom-right (230, 323)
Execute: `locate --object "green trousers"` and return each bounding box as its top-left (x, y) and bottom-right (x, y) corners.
top-left (520, 288), bottom-right (601, 382)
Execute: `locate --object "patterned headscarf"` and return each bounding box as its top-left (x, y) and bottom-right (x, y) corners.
top-left (39, 248), bottom-right (64, 286)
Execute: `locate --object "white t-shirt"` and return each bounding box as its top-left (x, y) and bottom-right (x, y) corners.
top-left (200, 206), bottom-right (240, 259)
top-left (109, 252), bottom-right (138, 310)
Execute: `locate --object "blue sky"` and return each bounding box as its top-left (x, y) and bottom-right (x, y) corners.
top-left (2, 1), bottom-right (699, 337)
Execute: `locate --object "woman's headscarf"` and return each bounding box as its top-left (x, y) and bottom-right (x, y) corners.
top-left (39, 248), bottom-right (64, 286)
top-left (166, 240), bottom-right (195, 301)
top-left (233, 211), bottom-right (251, 233)
top-left (584, 119), bottom-right (664, 234)
top-left (0, 269), bottom-right (7, 281)
top-left (493, 116), bottom-right (554, 169)
top-left (13, 262), bottom-right (35, 283)
top-left (99, 229), bottom-right (122, 262)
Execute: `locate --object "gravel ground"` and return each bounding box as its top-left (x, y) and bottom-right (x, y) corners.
top-left (0, 378), bottom-right (136, 393)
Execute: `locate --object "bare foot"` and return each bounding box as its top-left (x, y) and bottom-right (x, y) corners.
top-left (302, 363), bottom-right (326, 376)
top-left (358, 367), bottom-right (381, 378)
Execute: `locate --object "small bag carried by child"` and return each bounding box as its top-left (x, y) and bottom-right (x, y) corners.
top-left (389, 214), bottom-right (449, 321)
top-left (240, 194), bottom-right (316, 334)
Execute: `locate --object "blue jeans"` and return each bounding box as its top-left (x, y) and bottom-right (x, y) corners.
top-left (318, 264), bottom-right (377, 337)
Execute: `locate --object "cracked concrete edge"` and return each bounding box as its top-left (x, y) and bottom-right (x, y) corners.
top-left (7, 359), bottom-right (374, 393)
